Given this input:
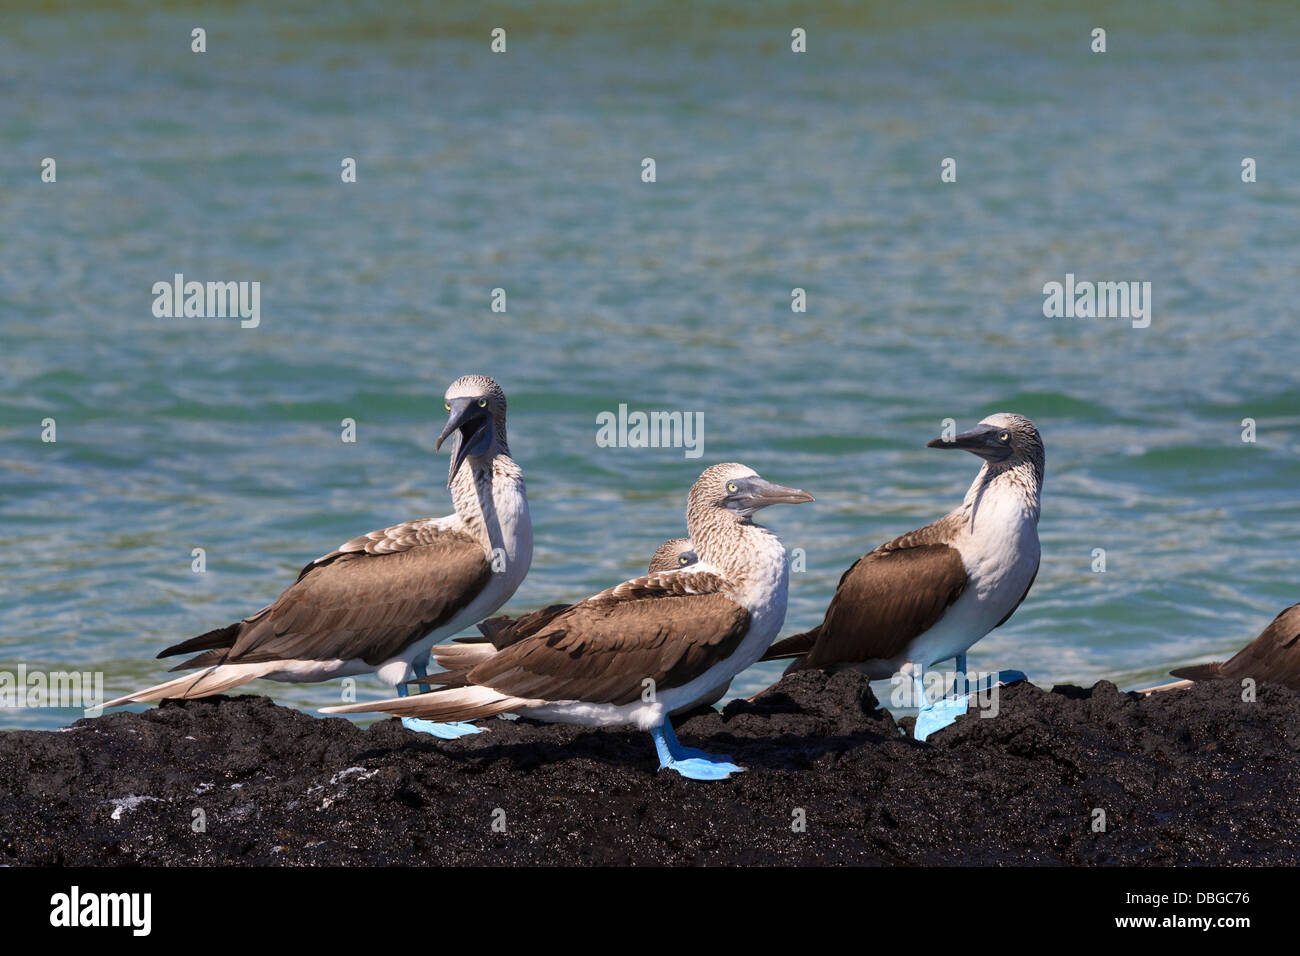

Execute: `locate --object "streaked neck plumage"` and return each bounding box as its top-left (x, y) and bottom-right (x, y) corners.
top-left (687, 507), bottom-right (787, 594)
top-left (449, 441), bottom-right (527, 557)
top-left (962, 457), bottom-right (1042, 531)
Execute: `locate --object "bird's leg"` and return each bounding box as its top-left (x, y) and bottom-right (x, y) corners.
top-left (914, 657), bottom-right (969, 742)
top-left (658, 719), bottom-right (734, 762)
top-left (911, 662), bottom-right (928, 710)
top-left (914, 651), bottom-right (1030, 741)
top-left (651, 720), bottom-right (743, 781)
top-left (396, 661), bottom-right (485, 740)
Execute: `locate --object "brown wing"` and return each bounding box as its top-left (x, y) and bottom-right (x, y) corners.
top-left (465, 571), bottom-right (750, 705)
top-left (1210, 603), bottom-right (1300, 691)
top-left (164, 520), bottom-right (492, 668)
top-left (472, 604), bottom-right (575, 650)
top-left (795, 516), bottom-right (968, 670)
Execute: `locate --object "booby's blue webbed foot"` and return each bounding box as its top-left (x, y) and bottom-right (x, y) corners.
top-left (671, 743), bottom-right (736, 762)
top-left (400, 717), bottom-right (484, 739)
top-left (660, 756), bottom-right (745, 781)
top-left (650, 721), bottom-right (743, 780)
top-left (913, 695), bottom-right (969, 742)
top-left (912, 658), bottom-right (1029, 741)
top-left (394, 668), bottom-right (484, 738)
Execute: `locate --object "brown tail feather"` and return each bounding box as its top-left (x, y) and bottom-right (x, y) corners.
top-left (157, 621), bottom-right (241, 660)
top-left (168, 648), bottom-right (233, 672)
top-left (759, 626), bottom-right (820, 663)
top-left (476, 604), bottom-right (572, 649)
top-left (408, 669), bottom-right (473, 689)
top-left (475, 617), bottom-right (515, 646)
top-left (431, 642), bottom-right (497, 670)
top-left (1169, 662), bottom-right (1224, 682)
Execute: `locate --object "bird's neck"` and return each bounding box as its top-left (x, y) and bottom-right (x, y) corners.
top-left (963, 458), bottom-right (1042, 527)
top-left (690, 512), bottom-right (788, 593)
top-left (450, 451), bottom-right (527, 554)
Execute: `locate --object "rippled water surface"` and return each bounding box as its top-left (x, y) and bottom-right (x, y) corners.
top-left (2, 1), bottom-right (1298, 728)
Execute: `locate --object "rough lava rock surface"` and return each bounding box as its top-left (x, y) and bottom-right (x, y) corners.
top-left (2, 671), bottom-right (1299, 865)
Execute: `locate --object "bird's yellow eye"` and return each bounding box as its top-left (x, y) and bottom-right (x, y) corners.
top-left (478, 398), bottom-right (488, 408)
top-left (444, 403), bottom-right (451, 411)
top-left (679, 555), bottom-right (689, 565)
top-left (999, 432), bottom-right (1010, 443)
top-left (727, 482), bottom-right (738, 493)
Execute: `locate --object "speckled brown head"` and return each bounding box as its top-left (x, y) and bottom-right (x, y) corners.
top-left (647, 537), bottom-right (697, 573)
top-left (686, 463), bottom-right (813, 541)
top-left (438, 374), bottom-right (509, 486)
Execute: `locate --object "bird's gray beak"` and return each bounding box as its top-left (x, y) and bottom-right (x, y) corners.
top-left (734, 478), bottom-right (815, 516)
top-left (927, 424), bottom-right (1010, 461)
top-left (438, 398), bottom-right (492, 486)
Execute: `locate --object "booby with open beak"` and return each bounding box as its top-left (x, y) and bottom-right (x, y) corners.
top-left (323, 463), bottom-right (813, 780)
top-left (761, 413), bottom-right (1043, 740)
top-left (104, 375), bottom-right (533, 740)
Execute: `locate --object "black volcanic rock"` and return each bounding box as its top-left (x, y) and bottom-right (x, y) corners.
top-left (2, 670), bottom-right (1299, 865)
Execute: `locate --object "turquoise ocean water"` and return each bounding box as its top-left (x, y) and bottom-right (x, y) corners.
top-left (2, 1), bottom-right (1298, 729)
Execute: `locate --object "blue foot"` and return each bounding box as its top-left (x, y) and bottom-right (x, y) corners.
top-left (912, 664), bottom-right (1029, 740)
top-left (401, 717), bottom-right (484, 739)
top-left (394, 667), bottom-right (482, 738)
top-left (661, 756), bottom-right (746, 780)
top-left (650, 723), bottom-right (743, 780)
top-left (650, 720), bottom-right (743, 780)
top-left (673, 743), bottom-right (736, 762)
top-left (914, 694), bottom-right (969, 741)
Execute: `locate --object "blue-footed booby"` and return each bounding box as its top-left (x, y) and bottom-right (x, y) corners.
top-left (1143, 602), bottom-right (1300, 694)
top-left (434, 537), bottom-right (695, 662)
top-left (323, 463), bottom-right (813, 780)
top-left (104, 374), bottom-right (533, 739)
top-left (648, 536), bottom-right (698, 573)
top-left (422, 537), bottom-right (720, 713)
top-left (761, 413), bottom-right (1043, 740)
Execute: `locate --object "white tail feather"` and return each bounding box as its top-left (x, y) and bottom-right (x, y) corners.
top-left (1136, 679), bottom-right (1194, 695)
top-left (103, 664), bottom-right (271, 708)
top-left (321, 684), bottom-right (533, 722)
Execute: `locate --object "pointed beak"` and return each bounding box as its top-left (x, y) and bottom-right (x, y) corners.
top-left (742, 478), bottom-right (815, 510)
top-left (927, 424), bottom-right (1010, 461)
top-left (438, 398), bottom-right (491, 485)
top-left (437, 399), bottom-right (473, 451)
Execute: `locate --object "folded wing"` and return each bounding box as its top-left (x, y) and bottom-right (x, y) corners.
top-left (162, 519), bottom-right (492, 670)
